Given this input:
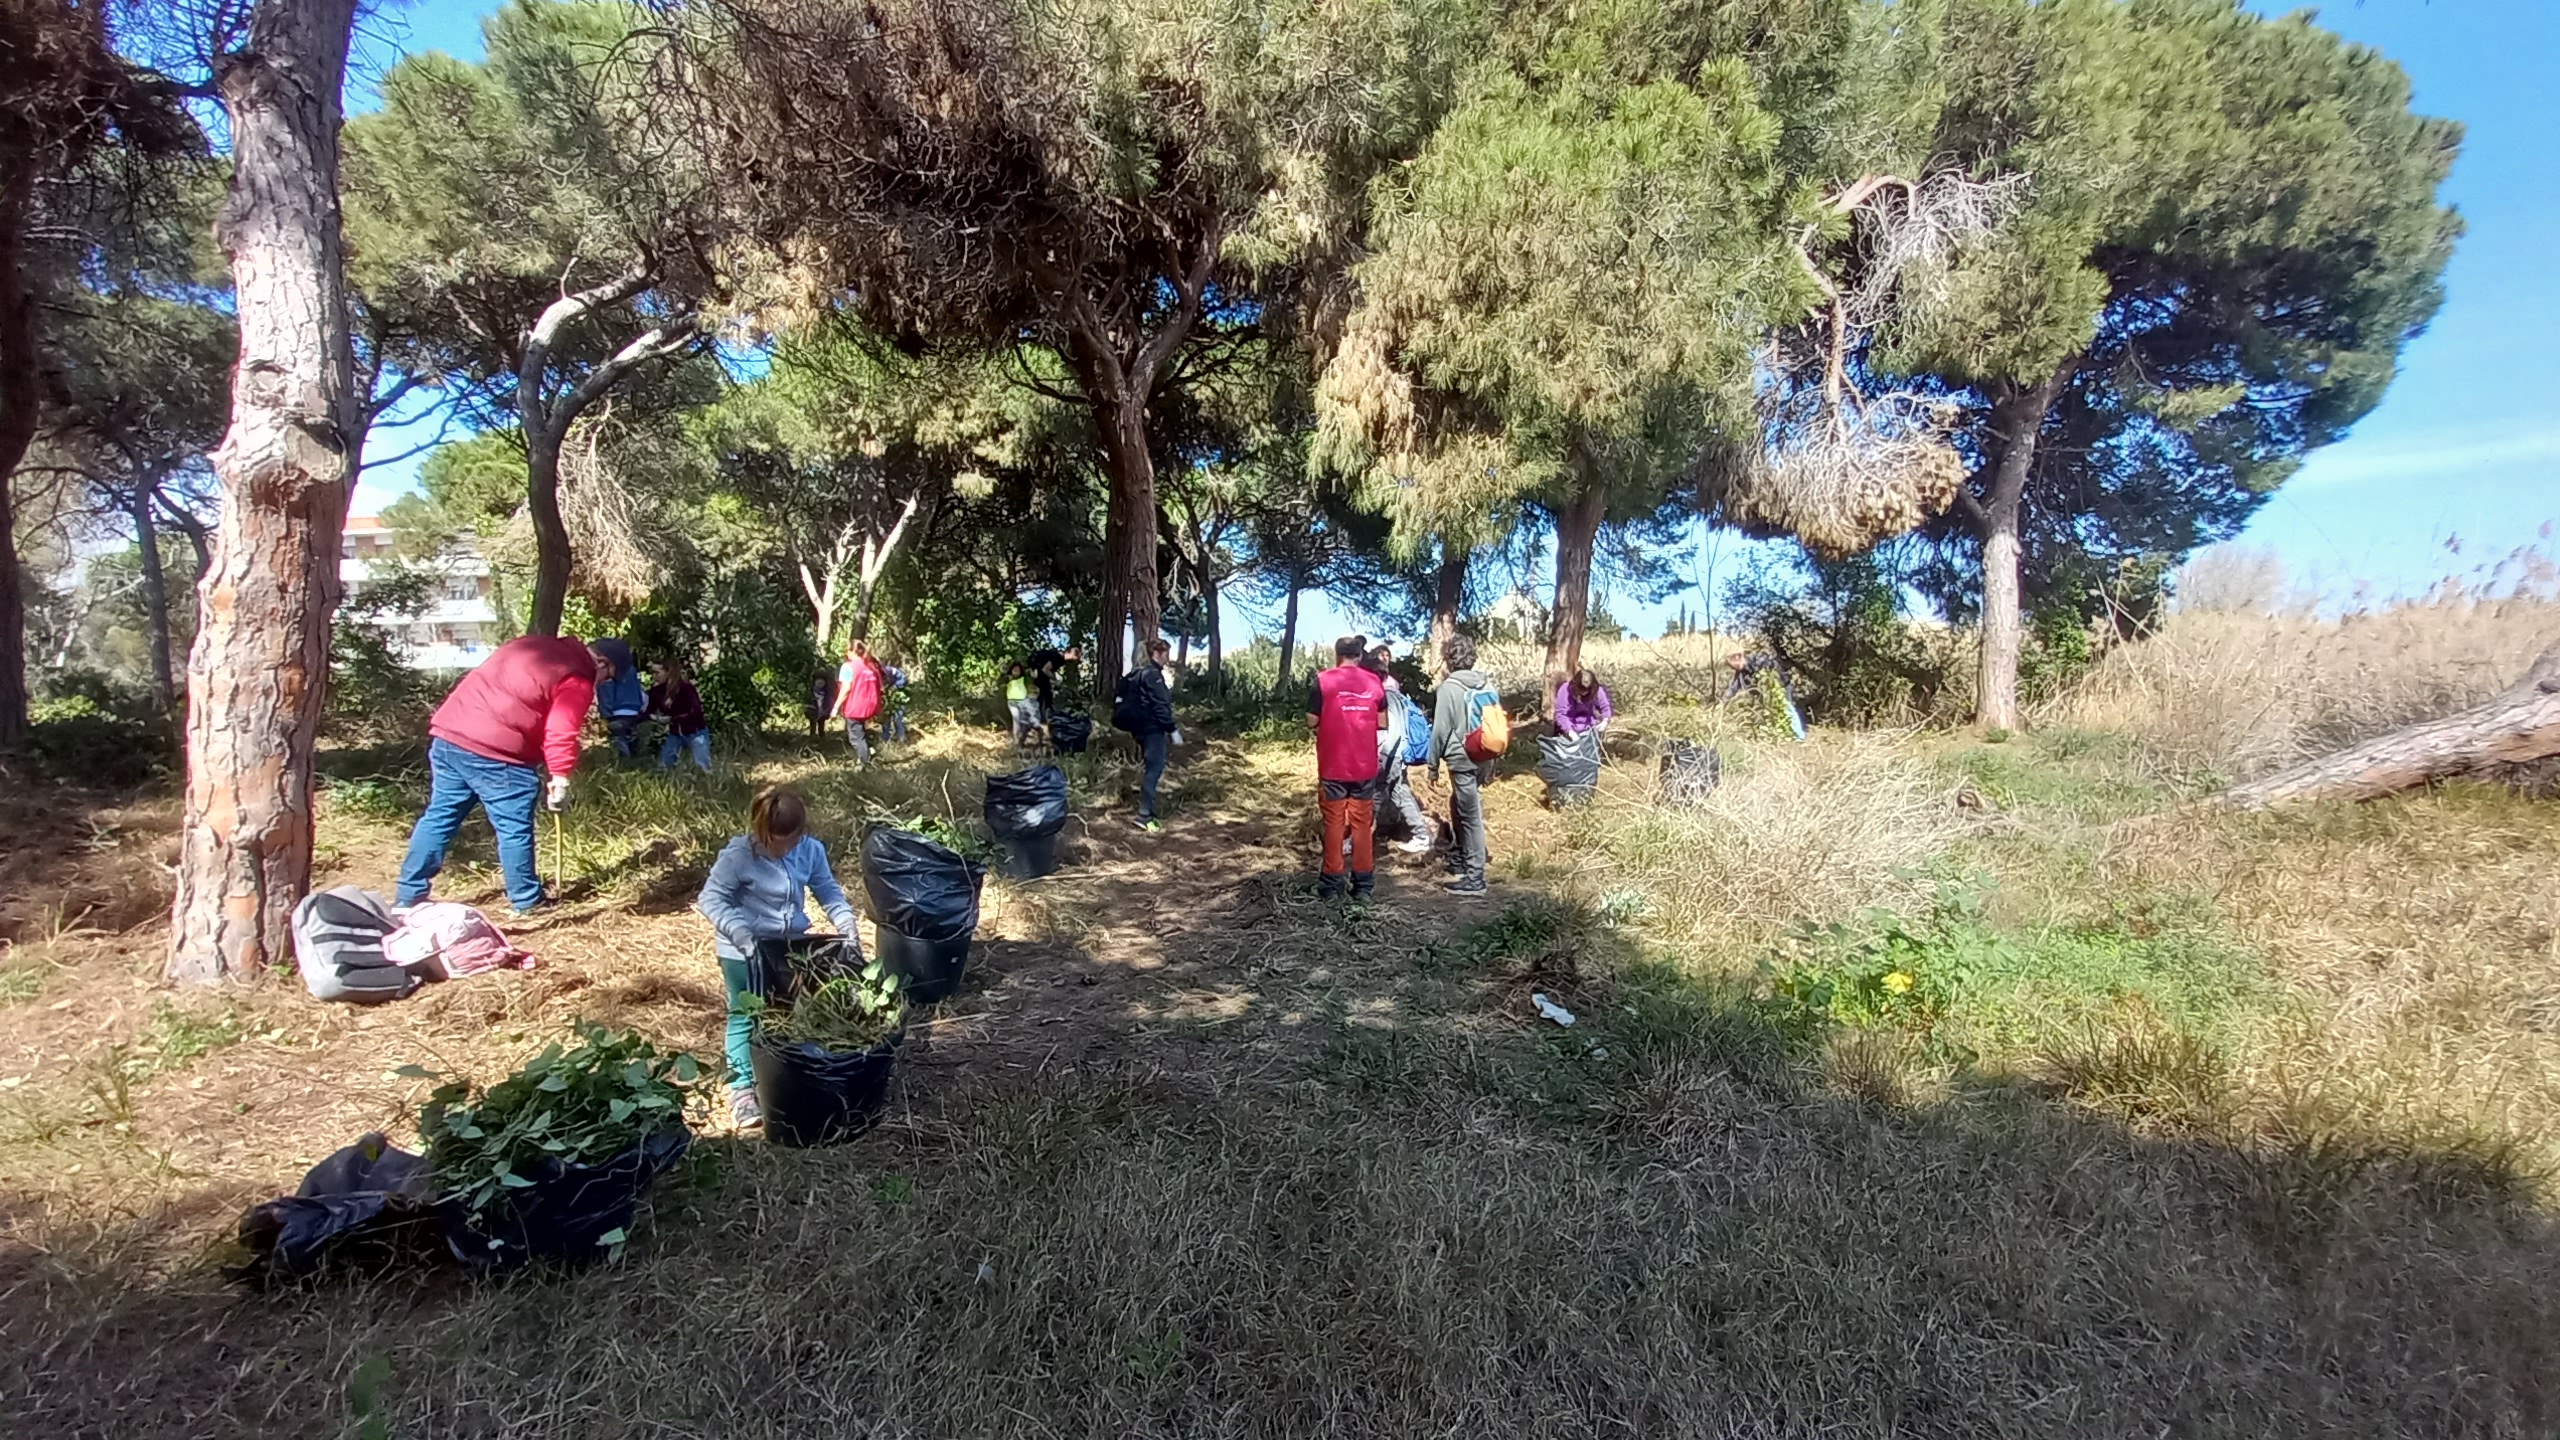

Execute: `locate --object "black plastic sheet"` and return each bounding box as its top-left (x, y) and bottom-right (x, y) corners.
top-left (1659, 741), bottom-right (1722, 807)
top-left (232, 1133), bottom-right (438, 1287)
top-left (1538, 732), bottom-right (1603, 803)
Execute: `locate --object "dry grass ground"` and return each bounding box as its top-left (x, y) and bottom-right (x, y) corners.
top-left (4, 605), bottom-right (2558, 1438)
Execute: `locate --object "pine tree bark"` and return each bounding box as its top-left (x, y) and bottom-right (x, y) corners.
top-left (1430, 539), bottom-right (1466, 659)
top-left (1970, 371), bottom-right (2063, 731)
top-left (515, 278), bottom-right (691, 638)
top-left (170, 0), bottom-right (360, 985)
top-left (131, 480), bottom-right (175, 719)
top-left (2222, 644), bottom-right (2560, 808)
top-left (0, 154), bottom-right (36, 746)
top-left (1094, 386), bottom-right (1159, 691)
top-left (1203, 549), bottom-right (1224, 692)
top-left (1543, 458), bottom-right (1608, 685)
top-left (1275, 583), bottom-right (1300, 696)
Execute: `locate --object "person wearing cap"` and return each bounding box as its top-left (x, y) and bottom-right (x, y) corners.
top-left (398, 634), bottom-right (611, 914)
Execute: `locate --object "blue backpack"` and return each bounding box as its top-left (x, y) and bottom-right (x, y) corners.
top-left (1401, 694), bottom-right (1434, 766)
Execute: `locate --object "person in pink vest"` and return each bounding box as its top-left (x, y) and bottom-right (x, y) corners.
top-left (837, 639), bottom-right (887, 768)
top-left (397, 634), bottom-right (611, 914)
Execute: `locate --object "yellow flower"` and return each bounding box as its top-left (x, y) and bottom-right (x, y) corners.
top-left (1881, 971), bottom-right (1915, 995)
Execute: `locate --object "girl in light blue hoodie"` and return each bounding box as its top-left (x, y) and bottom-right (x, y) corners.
top-left (696, 786), bottom-right (862, 1129)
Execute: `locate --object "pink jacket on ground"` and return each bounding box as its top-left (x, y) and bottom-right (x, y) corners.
top-left (429, 635), bottom-right (597, 776)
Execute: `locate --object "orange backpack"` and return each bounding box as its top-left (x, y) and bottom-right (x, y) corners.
top-left (1463, 685), bottom-right (1510, 762)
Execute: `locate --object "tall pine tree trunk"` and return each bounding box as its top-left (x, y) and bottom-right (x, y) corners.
top-left (132, 481), bottom-right (175, 719)
top-left (0, 155), bottom-right (35, 746)
top-left (1094, 386), bottom-right (1159, 690)
top-left (1971, 372), bottom-right (2062, 732)
top-left (1543, 460), bottom-right (1607, 684)
top-left (171, 0), bottom-right (359, 985)
top-left (1276, 583), bottom-right (1300, 696)
top-left (1430, 539), bottom-right (1466, 659)
top-left (525, 429), bottom-right (570, 636)
top-left (1204, 551), bottom-right (1224, 693)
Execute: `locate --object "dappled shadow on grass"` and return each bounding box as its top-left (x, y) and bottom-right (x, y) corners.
top-left (9, 944), bottom-right (2556, 1439)
top-left (9, 740), bottom-right (2559, 1438)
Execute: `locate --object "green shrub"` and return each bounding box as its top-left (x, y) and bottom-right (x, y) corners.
top-left (18, 687), bottom-right (170, 787)
top-left (1761, 883), bottom-right (1999, 1048)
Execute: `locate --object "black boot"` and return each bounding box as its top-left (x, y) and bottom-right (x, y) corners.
top-left (1317, 872), bottom-right (1345, 901)
top-left (1349, 870), bottom-right (1375, 901)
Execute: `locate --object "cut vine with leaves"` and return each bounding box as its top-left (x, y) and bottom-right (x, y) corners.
top-left (407, 1023), bottom-right (709, 1228)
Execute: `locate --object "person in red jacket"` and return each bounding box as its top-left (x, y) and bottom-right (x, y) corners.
top-left (397, 634), bottom-right (611, 914)
top-left (836, 639), bottom-right (886, 768)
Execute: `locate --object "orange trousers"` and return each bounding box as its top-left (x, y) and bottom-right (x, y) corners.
top-left (1319, 794), bottom-right (1376, 876)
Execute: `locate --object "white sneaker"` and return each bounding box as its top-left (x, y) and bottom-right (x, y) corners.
top-left (1397, 836), bottom-right (1433, 854)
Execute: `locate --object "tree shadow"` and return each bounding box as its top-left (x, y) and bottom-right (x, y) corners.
top-left (6, 831), bottom-right (2556, 1437)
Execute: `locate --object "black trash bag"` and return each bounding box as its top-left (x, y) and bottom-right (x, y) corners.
top-left (984, 765), bottom-right (1069, 840)
top-left (231, 1132), bottom-right (441, 1287)
top-left (861, 827), bottom-right (985, 944)
top-left (1046, 710), bottom-right (1094, 753)
top-left (1538, 732), bottom-right (1603, 805)
top-left (752, 1030), bottom-right (899, 1147)
top-left (1659, 741), bottom-right (1722, 807)
top-left (444, 1126), bottom-right (691, 1271)
top-left (876, 928), bottom-right (972, 1004)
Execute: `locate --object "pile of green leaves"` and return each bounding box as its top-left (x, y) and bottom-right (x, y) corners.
top-left (410, 1024), bottom-right (707, 1222)
top-left (755, 959), bottom-right (905, 1054)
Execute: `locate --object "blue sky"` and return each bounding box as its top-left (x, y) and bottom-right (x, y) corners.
top-left (353, 0), bottom-right (2558, 648)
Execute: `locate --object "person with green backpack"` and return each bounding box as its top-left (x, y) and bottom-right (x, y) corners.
top-left (1426, 634), bottom-right (1506, 897)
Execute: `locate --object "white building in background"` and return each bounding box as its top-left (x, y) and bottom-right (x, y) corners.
top-left (340, 515), bottom-right (502, 670)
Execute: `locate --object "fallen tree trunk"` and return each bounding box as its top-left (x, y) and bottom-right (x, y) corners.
top-left (2221, 643), bottom-right (2560, 809)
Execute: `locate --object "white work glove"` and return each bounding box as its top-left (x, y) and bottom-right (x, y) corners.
top-left (545, 775), bottom-right (571, 812)
top-left (1171, 727), bottom-right (1185, 746)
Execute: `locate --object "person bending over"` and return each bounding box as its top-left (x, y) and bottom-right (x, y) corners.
top-left (649, 658), bottom-right (710, 771)
top-left (397, 634), bottom-right (610, 915)
top-left (1553, 666), bottom-right (1612, 736)
top-left (696, 786), bottom-right (861, 1131)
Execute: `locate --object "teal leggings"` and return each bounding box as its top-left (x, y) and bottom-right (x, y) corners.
top-left (717, 948), bottom-right (795, 1090)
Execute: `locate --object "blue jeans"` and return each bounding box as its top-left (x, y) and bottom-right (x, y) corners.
top-left (606, 713), bottom-right (643, 759)
top-left (398, 737), bottom-right (545, 912)
top-left (1138, 730), bottom-right (1169, 819)
top-left (659, 730), bottom-right (711, 770)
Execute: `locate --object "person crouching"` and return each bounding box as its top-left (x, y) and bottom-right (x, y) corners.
top-left (696, 786), bottom-right (862, 1131)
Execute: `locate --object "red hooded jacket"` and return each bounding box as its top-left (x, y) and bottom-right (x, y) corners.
top-left (429, 635), bottom-right (597, 776)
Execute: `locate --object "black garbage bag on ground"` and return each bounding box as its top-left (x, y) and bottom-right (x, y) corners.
top-left (1046, 710), bottom-right (1094, 753)
top-left (985, 766), bottom-right (1069, 839)
top-left (446, 1126), bottom-right (691, 1271)
top-left (232, 1133), bottom-right (441, 1287)
top-left (1659, 741), bottom-right (1722, 807)
top-left (752, 1030), bottom-right (899, 1147)
top-left (1538, 732), bottom-right (1603, 806)
top-left (862, 827), bottom-right (986, 1001)
top-left (861, 828), bottom-right (985, 944)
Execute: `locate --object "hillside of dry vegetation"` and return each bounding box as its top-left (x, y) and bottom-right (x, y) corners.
top-left (2, 601), bottom-right (2557, 1439)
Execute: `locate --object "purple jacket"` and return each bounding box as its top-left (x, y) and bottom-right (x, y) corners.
top-left (1553, 682), bottom-right (1612, 735)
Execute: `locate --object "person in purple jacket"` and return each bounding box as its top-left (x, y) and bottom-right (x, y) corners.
top-left (1553, 666), bottom-right (1613, 737)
